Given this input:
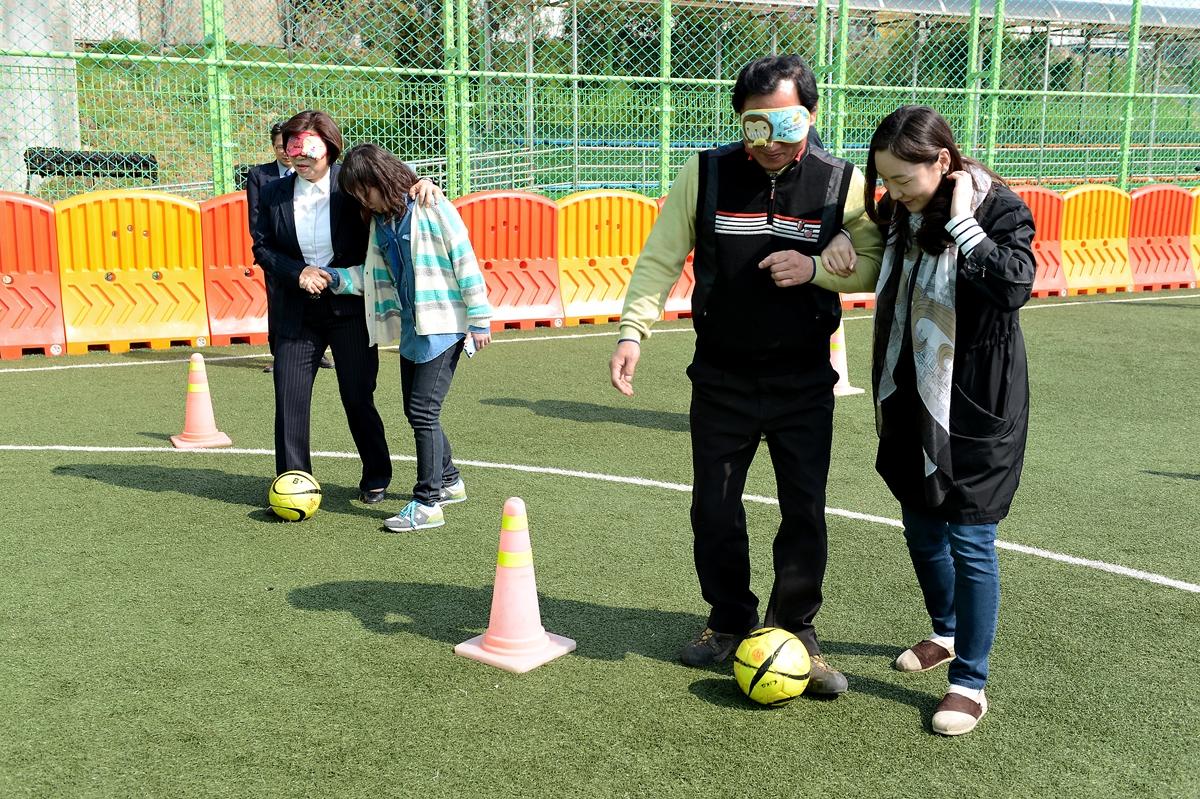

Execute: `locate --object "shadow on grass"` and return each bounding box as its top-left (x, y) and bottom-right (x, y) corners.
top-left (1120, 301), bottom-right (1200, 310)
top-left (51, 463), bottom-right (380, 520)
top-left (844, 672), bottom-right (939, 720)
top-left (820, 639), bottom-right (900, 658)
top-left (685, 677), bottom-right (838, 710)
top-left (288, 580), bottom-right (705, 664)
top-left (688, 671), bottom-right (936, 717)
top-left (479, 397), bottom-right (688, 432)
top-left (1143, 470), bottom-right (1200, 482)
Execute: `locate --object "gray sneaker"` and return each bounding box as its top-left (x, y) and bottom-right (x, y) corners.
top-left (438, 478), bottom-right (467, 506)
top-left (383, 500), bottom-right (445, 532)
top-left (806, 654), bottom-right (849, 696)
top-left (680, 627), bottom-right (743, 668)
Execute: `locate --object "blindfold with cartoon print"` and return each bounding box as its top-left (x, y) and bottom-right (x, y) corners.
top-left (285, 131), bottom-right (328, 160)
top-left (741, 105), bottom-right (811, 147)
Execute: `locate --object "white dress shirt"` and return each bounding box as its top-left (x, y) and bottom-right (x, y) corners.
top-left (276, 162), bottom-right (292, 178)
top-left (293, 171), bottom-right (334, 269)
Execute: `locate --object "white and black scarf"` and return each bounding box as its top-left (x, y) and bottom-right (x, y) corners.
top-left (872, 168), bottom-right (992, 505)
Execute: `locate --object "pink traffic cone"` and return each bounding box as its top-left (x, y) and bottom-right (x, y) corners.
top-left (170, 353), bottom-right (233, 448)
top-left (455, 497), bottom-right (576, 673)
top-left (830, 322), bottom-right (865, 397)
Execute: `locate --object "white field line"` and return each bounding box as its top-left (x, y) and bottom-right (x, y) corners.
top-left (2, 443), bottom-right (1197, 595)
top-left (3, 291), bottom-right (1195, 375)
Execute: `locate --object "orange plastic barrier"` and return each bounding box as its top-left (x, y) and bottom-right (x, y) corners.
top-left (1060, 185), bottom-right (1134, 295)
top-left (840, 292), bottom-right (875, 310)
top-left (654, 196), bottom-right (694, 321)
top-left (200, 192), bottom-right (268, 346)
top-left (1128, 185), bottom-right (1197, 291)
top-left (56, 190), bottom-right (210, 354)
top-left (1014, 186), bottom-right (1068, 298)
top-left (557, 190), bottom-right (659, 324)
top-left (0, 192), bottom-right (66, 359)
top-left (454, 191), bottom-right (564, 331)
top-left (1192, 187), bottom-right (1200, 279)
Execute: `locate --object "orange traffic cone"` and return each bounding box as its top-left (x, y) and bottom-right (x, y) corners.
top-left (455, 497), bottom-right (576, 673)
top-left (831, 321), bottom-right (865, 397)
top-left (170, 353), bottom-right (233, 448)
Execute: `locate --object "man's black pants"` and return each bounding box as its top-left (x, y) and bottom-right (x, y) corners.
top-left (687, 356), bottom-right (836, 655)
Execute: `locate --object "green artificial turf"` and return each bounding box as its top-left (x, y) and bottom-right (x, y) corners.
top-left (1, 292), bottom-right (1197, 798)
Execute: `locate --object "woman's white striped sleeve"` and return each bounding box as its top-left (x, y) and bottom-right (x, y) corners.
top-left (946, 213), bottom-right (988, 255)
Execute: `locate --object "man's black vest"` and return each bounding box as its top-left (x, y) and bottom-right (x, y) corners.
top-left (692, 142), bottom-right (853, 372)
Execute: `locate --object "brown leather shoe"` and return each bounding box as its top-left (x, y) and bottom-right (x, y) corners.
top-left (932, 690), bottom-right (987, 735)
top-left (894, 639), bottom-right (956, 673)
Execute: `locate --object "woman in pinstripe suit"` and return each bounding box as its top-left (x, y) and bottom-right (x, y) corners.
top-left (250, 110), bottom-right (440, 506)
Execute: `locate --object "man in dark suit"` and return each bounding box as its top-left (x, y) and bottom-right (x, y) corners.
top-left (247, 120), bottom-right (333, 374)
top-left (251, 111), bottom-right (390, 504)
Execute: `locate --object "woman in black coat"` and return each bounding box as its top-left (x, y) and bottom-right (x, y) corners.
top-left (816, 105), bottom-right (1035, 736)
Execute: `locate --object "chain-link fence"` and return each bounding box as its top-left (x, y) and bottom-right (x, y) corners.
top-left (2, 0), bottom-right (1198, 201)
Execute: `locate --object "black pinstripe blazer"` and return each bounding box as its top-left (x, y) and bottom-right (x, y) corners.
top-left (250, 164), bottom-right (370, 339)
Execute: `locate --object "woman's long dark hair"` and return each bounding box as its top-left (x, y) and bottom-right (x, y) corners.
top-left (864, 105), bottom-right (1003, 255)
top-left (338, 143), bottom-right (420, 223)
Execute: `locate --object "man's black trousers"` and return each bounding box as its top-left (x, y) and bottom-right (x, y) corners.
top-left (687, 356), bottom-right (836, 655)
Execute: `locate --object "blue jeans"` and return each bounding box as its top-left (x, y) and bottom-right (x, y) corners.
top-left (901, 507), bottom-right (1000, 690)
top-left (399, 341), bottom-right (463, 506)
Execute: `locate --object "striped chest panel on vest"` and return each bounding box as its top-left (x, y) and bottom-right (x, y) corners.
top-left (688, 142), bottom-right (853, 359)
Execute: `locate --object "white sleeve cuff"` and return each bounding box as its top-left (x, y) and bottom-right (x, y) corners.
top-left (945, 214), bottom-right (987, 255)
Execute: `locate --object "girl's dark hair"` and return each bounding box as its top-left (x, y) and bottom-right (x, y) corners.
top-left (338, 143), bottom-right (421, 223)
top-left (864, 105), bottom-right (1003, 255)
top-left (280, 110), bottom-right (344, 163)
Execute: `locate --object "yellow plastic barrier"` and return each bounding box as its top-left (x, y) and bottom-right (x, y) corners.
top-left (1060, 185), bottom-right (1134, 295)
top-left (557, 190), bottom-right (659, 324)
top-left (56, 190), bottom-right (210, 354)
top-left (1191, 187), bottom-right (1200, 278)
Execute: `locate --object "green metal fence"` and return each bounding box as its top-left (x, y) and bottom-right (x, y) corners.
top-left (2, 0), bottom-right (1198, 202)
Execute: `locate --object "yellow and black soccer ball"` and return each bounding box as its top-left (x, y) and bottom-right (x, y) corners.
top-left (733, 627), bottom-right (811, 707)
top-left (268, 470), bottom-right (322, 521)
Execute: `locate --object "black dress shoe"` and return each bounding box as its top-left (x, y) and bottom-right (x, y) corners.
top-left (319, 355), bottom-right (334, 369)
top-left (360, 488), bottom-right (386, 504)
top-left (262, 363), bottom-right (274, 373)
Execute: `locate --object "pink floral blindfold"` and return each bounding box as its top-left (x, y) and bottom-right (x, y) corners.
top-left (285, 132), bottom-right (328, 160)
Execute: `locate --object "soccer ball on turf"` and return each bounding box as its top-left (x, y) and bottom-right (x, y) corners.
top-left (268, 470), bottom-right (322, 521)
top-left (733, 627), bottom-right (811, 707)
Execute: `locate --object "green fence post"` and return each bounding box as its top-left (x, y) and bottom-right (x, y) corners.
top-left (457, 0), bottom-right (471, 194)
top-left (572, 0), bottom-right (580, 190)
top-left (1118, 0), bottom-right (1144, 189)
top-left (833, 0), bottom-right (849, 158)
top-left (443, 0), bottom-right (460, 196)
top-left (815, 0), bottom-right (829, 111)
top-left (659, 0), bottom-right (673, 194)
top-left (983, 0), bottom-right (1005, 169)
top-left (202, 0), bottom-right (233, 195)
top-left (964, 0), bottom-right (982, 155)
